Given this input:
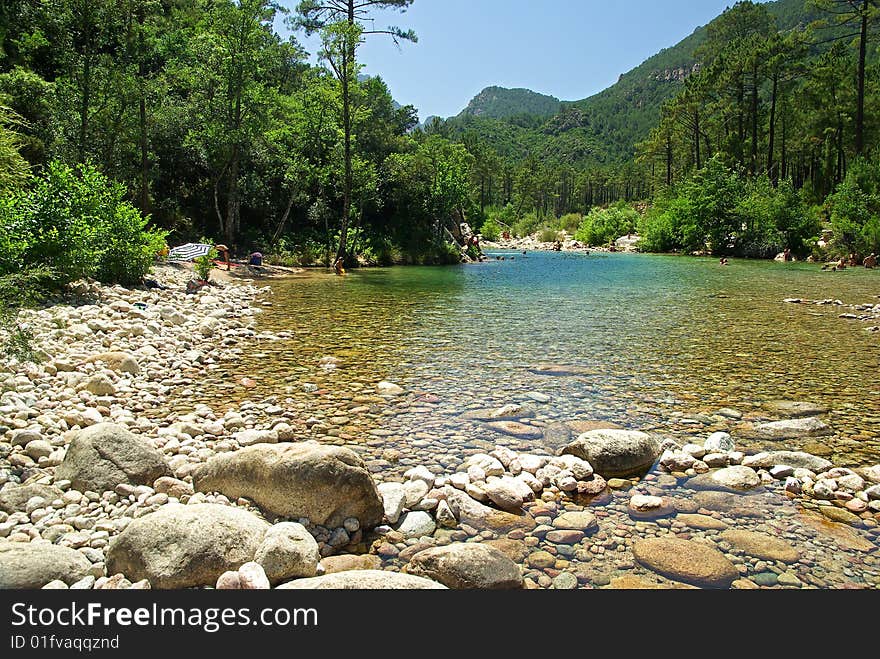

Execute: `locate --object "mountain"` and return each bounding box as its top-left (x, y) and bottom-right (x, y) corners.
top-left (436, 0), bottom-right (821, 168)
top-left (459, 86), bottom-right (562, 120)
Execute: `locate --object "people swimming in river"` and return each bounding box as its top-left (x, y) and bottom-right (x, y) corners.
top-left (334, 256), bottom-right (346, 276)
top-left (720, 258), bottom-right (729, 266)
top-left (864, 253), bottom-right (877, 269)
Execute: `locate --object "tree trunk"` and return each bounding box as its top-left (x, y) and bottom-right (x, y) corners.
top-left (694, 109), bottom-right (701, 170)
top-left (856, 0), bottom-right (868, 156)
top-left (137, 6), bottom-right (149, 216)
top-left (79, 53), bottom-right (91, 164)
top-left (767, 71), bottom-right (778, 184)
top-left (225, 146), bottom-right (240, 246)
top-left (336, 2), bottom-right (357, 262)
top-left (751, 60), bottom-right (759, 175)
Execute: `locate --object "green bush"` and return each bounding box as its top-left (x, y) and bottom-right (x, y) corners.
top-left (828, 159), bottom-right (880, 255)
top-left (538, 226), bottom-right (559, 243)
top-left (98, 203), bottom-right (168, 286)
top-left (575, 202), bottom-right (639, 246)
top-left (0, 161), bottom-right (167, 286)
top-left (480, 217), bottom-right (502, 242)
top-left (513, 212), bottom-right (541, 238)
top-left (559, 213), bottom-right (583, 233)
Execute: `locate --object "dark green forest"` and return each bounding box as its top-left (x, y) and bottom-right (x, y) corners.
top-left (0, 0), bottom-right (879, 292)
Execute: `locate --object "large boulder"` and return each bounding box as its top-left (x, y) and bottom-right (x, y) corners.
top-left (55, 423), bottom-right (172, 493)
top-left (193, 442), bottom-right (383, 529)
top-left (277, 570), bottom-right (447, 590)
top-left (632, 538), bottom-right (738, 589)
top-left (105, 504), bottom-right (269, 589)
top-left (254, 523), bottom-right (320, 585)
top-left (0, 542), bottom-right (93, 589)
top-left (562, 429), bottom-right (661, 478)
top-left (405, 543), bottom-right (523, 589)
top-left (0, 484), bottom-right (63, 514)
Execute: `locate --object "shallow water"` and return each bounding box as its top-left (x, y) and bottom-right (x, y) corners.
top-left (188, 251), bottom-right (880, 588)
top-left (203, 251), bottom-right (880, 468)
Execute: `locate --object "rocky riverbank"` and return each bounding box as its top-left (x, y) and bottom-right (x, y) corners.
top-left (0, 266), bottom-right (878, 590)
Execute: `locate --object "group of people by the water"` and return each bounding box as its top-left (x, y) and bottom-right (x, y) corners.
top-left (822, 252), bottom-right (877, 272)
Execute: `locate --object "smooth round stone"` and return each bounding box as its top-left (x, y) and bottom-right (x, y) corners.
top-left (751, 572), bottom-right (779, 587)
top-left (552, 511), bottom-right (599, 533)
top-left (552, 572), bottom-right (578, 590)
top-left (631, 538), bottom-right (738, 589)
top-left (720, 530), bottom-right (800, 564)
top-left (820, 506), bottom-right (863, 527)
top-left (676, 514), bottom-right (729, 531)
top-left (527, 551), bottom-right (556, 569)
top-left (545, 530), bottom-right (584, 545)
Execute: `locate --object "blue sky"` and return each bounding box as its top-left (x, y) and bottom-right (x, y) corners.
top-left (278, 0), bottom-right (768, 120)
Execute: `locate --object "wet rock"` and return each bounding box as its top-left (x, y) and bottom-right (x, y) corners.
top-left (376, 382), bottom-right (405, 396)
top-left (55, 423), bottom-right (172, 494)
top-left (552, 511), bottom-right (599, 534)
top-left (819, 506), bottom-right (863, 527)
top-left (193, 442), bottom-right (383, 529)
top-left (485, 421), bottom-right (543, 440)
top-left (676, 514), bottom-right (729, 530)
top-left (105, 504), bottom-right (268, 589)
top-left (563, 429), bottom-right (661, 478)
top-left (742, 451), bottom-right (833, 473)
top-left (749, 417), bottom-right (832, 440)
top-left (628, 494), bottom-right (675, 520)
top-left (632, 538), bottom-right (738, 589)
top-left (765, 401), bottom-right (830, 418)
top-left (278, 570), bottom-right (446, 590)
top-left (461, 405), bottom-right (535, 422)
top-left (0, 542), bottom-right (93, 589)
top-left (720, 530), bottom-right (799, 563)
top-left (540, 423), bottom-right (572, 452)
top-left (405, 543), bottom-right (522, 589)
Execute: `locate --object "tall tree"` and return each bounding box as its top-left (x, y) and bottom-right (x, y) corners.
top-left (294, 0), bottom-right (416, 263)
top-left (813, 0), bottom-right (880, 155)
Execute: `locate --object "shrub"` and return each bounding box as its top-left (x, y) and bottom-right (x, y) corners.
top-left (828, 159), bottom-right (880, 255)
top-left (559, 213), bottom-right (583, 233)
top-left (538, 226), bottom-right (559, 243)
top-left (0, 161), bottom-right (167, 286)
top-left (98, 203), bottom-right (168, 286)
top-left (575, 202), bottom-right (639, 246)
top-left (194, 250), bottom-right (218, 281)
top-left (480, 216), bottom-right (502, 242)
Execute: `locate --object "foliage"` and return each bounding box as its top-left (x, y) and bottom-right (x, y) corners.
top-left (0, 106), bottom-right (29, 192)
top-left (828, 159), bottom-right (880, 255)
top-left (638, 156), bottom-right (820, 256)
top-left (479, 216), bottom-right (502, 241)
top-left (0, 162), bottom-right (165, 286)
top-left (574, 203), bottom-right (639, 246)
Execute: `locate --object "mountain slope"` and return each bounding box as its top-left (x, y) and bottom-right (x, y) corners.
top-left (459, 86), bottom-right (561, 120)
top-left (438, 0), bottom-right (820, 168)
